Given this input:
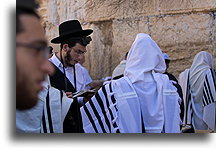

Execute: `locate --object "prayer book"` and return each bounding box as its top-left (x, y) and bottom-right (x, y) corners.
top-left (72, 89), bottom-right (97, 98)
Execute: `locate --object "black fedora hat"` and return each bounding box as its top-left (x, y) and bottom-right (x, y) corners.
top-left (17, 0), bottom-right (38, 10)
top-left (51, 20), bottom-right (93, 44)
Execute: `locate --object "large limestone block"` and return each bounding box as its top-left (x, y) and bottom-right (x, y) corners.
top-left (75, 0), bottom-right (157, 22)
top-left (111, 17), bottom-right (150, 71)
top-left (158, 0), bottom-right (215, 14)
top-left (150, 13), bottom-right (214, 49)
top-left (149, 13), bottom-right (215, 77)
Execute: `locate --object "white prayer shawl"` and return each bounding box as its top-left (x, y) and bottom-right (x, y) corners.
top-left (81, 33), bottom-right (181, 133)
top-left (179, 51), bottom-right (215, 130)
top-left (125, 33), bottom-right (180, 133)
top-left (16, 77), bottom-right (72, 133)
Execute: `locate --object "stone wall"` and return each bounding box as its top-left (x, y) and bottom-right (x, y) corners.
top-left (37, 0), bottom-right (216, 79)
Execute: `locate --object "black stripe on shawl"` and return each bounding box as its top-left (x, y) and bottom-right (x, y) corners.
top-left (112, 74), bottom-right (124, 80)
top-left (204, 82), bottom-right (210, 104)
top-left (46, 91), bottom-right (54, 133)
top-left (83, 104), bottom-right (98, 133)
top-left (109, 83), bottom-right (118, 112)
top-left (202, 91), bottom-right (207, 107)
top-left (42, 111), bottom-right (47, 133)
top-left (210, 69), bottom-right (216, 89)
top-left (141, 111), bottom-right (145, 133)
top-left (94, 92), bottom-right (111, 133)
top-left (109, 83), bottom-right (115, 103)
top-left (185, 72), bottom-right (191, 124)
top-left (88, 99), bottom-right (107, 133)
top-left (101, 86), bottom-right (114, 132)
top-left (205, 75), bottom-right (214, 103)
top-left (108, 83), bottom-right (120, 133)
top-left (203, 88), bottom-right (209, 106)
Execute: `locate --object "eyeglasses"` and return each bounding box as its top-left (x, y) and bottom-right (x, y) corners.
top-left (16, 42), bottom-right (49, 58)
top-left (72, 48), bottom-right (87, 55)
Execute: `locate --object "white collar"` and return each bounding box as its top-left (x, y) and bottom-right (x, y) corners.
top-left (49, 53), bottom-right (74, 70)
top-left (49, 53), bottom-right (63, 68)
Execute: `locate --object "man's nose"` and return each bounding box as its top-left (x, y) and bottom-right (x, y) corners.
top-left (42, 60), bottom-right (55, 75)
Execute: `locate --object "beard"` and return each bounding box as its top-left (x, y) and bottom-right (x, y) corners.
top-left (16, 68), bottom-right (38, 110)
top-left (64, 50), bottom-right (74, 67)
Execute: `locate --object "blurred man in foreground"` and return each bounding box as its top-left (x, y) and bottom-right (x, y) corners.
top-left (16, 0), bottom-right (54, 110)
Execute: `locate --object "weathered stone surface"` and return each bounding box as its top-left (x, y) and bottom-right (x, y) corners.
top-left (191, 0), bottom-right (215, 10)
top-left (82, 21), bottom-right (114, 79)
top-left (150, 13), bottom-right (213, 47)
top-left (79, 0), bottom-right (157, 22)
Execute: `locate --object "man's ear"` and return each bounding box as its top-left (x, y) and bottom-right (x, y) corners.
top-left (62, 44), bottom-right (69, 52)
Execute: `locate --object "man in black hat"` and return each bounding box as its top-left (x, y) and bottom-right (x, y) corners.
top-left (49, 20), bottom-right (93, 133)
top-left (16, 0), bottom-right (54, 110)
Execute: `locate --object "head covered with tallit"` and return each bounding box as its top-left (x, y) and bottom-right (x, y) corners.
top-left (190, 51), bottom-right (214, 84)
top-left (124, 33), bottom-right (166, 82)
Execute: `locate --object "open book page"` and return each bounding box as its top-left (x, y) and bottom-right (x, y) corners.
top-left (72, 89), bottom-right (97, 98)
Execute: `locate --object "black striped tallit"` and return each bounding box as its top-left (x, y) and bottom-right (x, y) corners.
top-left (101, 85), bottom-right (119, 133)
top-left (83, 82), bottom-right (120, 133)
top-left (202, 69), bottom-right (216, 107)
